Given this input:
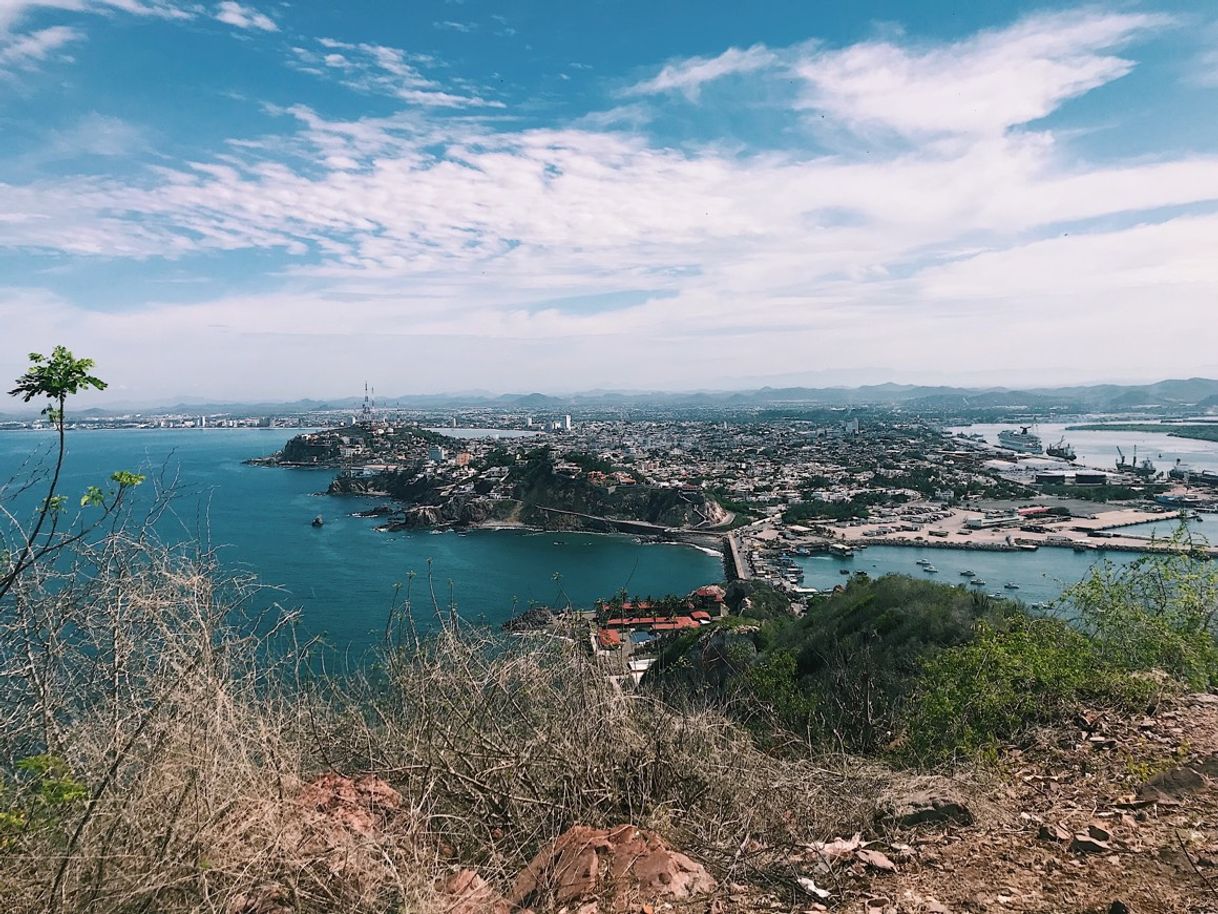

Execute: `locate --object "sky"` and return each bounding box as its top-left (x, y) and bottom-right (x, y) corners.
top-left (1, 0), bottom-right (1217, 404)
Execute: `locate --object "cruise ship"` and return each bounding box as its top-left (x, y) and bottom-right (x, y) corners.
top-left (997, 426), bottom-right (1043, 455)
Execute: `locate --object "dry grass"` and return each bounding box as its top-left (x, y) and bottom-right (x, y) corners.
top-left (0, 537), bottom-right (899, 913)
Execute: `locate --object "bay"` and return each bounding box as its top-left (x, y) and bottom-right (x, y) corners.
top-left (0, 429), bottom-right (722, 651)
top-left (952, 421), bottom-right (1218, 474)
top-left (794, 544), bottom-right (1147, 608)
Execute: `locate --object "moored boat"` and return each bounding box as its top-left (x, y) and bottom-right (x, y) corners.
top-left (1046, 437), bottom-right (1076, 461)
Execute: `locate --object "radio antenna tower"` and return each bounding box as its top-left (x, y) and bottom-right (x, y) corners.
top-left (361, 382), bottom-right (373, 423)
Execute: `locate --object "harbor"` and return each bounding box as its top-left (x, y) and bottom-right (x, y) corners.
top-left (952, 421), bottom-right (1218, 476)
top-left (792, 543), bottom-right (1147, 608)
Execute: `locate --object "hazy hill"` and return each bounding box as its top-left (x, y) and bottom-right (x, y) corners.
top-left (5, 378), bottom-right (1218, 419)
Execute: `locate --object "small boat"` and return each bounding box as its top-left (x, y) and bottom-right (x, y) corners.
top-left (989, 592), bottom-right (1003, 599)
top-left (970, 579), bottom-right (987, 586)
top-left (960, 570), bottom-right (975, 577)
top-left (923, 565), bottom-right (939, 573)
top-left (1004, 582), bottom-right (1020, 590)
top-left (311, 515), bottom-right (324, 528)
top-left (915, 559), bottom-right (931, 566)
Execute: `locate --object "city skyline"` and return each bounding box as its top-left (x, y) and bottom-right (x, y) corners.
top-left (3, 0), bottom-right (1218, 403)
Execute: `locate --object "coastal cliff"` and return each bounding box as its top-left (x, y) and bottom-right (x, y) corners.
top-left (261, 426), bottom-right (728, 533)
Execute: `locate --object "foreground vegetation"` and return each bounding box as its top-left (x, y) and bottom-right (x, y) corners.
top-left (3, 350), bottom-right (1217, 912)
top-left (650, 541), bottom-right (1217, 764)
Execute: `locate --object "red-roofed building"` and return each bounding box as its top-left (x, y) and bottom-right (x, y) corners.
top-left (650, 617), bottom-right (699, 632)
top-left (604, 616), bottom-right (667, 628)
top-left (596, 629), bottom-right (622, 649)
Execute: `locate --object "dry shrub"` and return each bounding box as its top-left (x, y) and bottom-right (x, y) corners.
top-left (0, 537), bottom-right (435, 914)
top-left (0, 537), bottom-right (900, 912)
top-left (322, 611), bottom-right (892, 880)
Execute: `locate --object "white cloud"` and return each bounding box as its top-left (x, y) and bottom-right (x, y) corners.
top-left (2, 6), bottom-right (1216, 395)
top-left (793, 10), bottom-right (1167, 137)
top-left (626, 10), bottom-right (1167, 138)
top-left (0, 22), bottom-right (77, 69)
top-left (291, 39), bottom-right (503, 108)
top-left (214, 1), bottom-right (276, 32)
top-left (433, 19), bottom-right (474, 33)
top-left (0, 0), bottom-right (191, 79)
top-left (0, 0), bottom-right (189, 34)
top-left (627, 44), bottom-right (777, 99)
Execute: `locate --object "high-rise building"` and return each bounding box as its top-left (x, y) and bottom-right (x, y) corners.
top-left (564, 415), bottom-right (572, 430)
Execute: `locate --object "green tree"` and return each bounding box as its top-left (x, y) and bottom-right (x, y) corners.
top-left (1, 348), bottom-right (143, 603)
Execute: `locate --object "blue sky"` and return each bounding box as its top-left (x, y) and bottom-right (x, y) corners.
top-left (1, 0), bottom-right (1217, 402)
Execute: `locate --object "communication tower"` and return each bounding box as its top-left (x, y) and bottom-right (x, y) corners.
top-left (360, 382), bottom-right (374, 423)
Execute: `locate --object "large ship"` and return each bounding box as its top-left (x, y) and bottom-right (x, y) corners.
top-left (1046, 437), bottom-right (1076, 461)
top-left (1169, 459), bottom-right (1218, 487)
top-left (997, 426), bottom-right (1043, 454)
top-left (1116, 445), bottom-right (1156, 479)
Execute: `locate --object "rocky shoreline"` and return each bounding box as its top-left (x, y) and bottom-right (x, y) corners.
top-left (255, 425), bottom-right (730, 538)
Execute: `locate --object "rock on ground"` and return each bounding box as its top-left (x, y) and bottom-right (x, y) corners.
top-left (876, 789), bottom-right (975, 829)
top-left (510, 824), bottom-right (716, 912)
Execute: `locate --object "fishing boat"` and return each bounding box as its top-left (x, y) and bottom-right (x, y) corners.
top-left (960, 569), bottom-right (976, 577)
top-left (1004, 582), bottom-right (1020, 590)
top-left (970, 579), bottom-right (987, 587)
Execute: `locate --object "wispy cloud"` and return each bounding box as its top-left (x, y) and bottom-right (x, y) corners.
top-left (626, 44), bottom-right (777, 100)
top-left (213, 1), bottom-right (276, 32)
top-left (291, 37), bottom-right (504, 108)
top-left (0, 0), bottom-right (190, 34)
top-left (0, 23), bottom-right (78, 71)
top-left (0, 0), bottom-right (191, 79)
top-left (792, 10), bottom-right (1167, 138)
top-left (433, 19), bottom-right (474, 33)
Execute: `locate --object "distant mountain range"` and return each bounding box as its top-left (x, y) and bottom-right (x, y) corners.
top-left (4, 378), bottom-right (1218, 419)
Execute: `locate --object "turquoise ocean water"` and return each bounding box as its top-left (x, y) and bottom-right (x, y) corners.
top-left (794, 515), bottom-right (1213, 608)
top-left (0, 429), bottom-right (722, 651)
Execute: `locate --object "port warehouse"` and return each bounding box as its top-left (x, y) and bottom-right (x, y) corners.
top-left (1033, 472), bottom-right (1110, 486)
